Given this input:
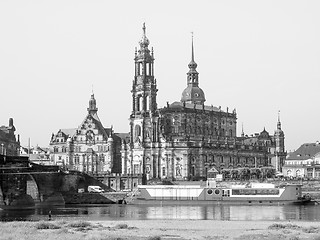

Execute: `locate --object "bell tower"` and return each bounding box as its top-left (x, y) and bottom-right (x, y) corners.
top-left (132, 23), bottom-right (157, 116)
top-left (130, 23), bottom-right (158, 145)
top-left (274, 111), bottom-right (286, 172)
top-left (128, 23), bottom-right (159, 184)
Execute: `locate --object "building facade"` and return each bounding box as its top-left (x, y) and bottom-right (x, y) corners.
top-left (282, 142), bottom-right (320, 179)
top-left (121, 24), bottom-right (286, 183)
top-left (49, 94), bottom-right (127, 174)
top-left (0, 118), bottom-right (20, 156)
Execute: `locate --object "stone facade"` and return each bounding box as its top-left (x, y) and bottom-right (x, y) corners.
top-left (49, 94), bottom-right (127, 174)
top-left (0, 118), bottom-right (20, 156)
top-left (283, 142), bottom-right (320, 179)
top-left (121, 24), bottom-right (286, 183)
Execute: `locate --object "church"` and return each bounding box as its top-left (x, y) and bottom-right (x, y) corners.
top-left (120, 24), bottom-right (286, 183)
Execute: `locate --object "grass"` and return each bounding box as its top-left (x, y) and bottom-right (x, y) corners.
top-left (268, 223), bottom-right (301, 230)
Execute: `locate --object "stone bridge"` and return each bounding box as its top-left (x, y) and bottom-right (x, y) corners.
top-left (0, 154), bottom-right (116, 208)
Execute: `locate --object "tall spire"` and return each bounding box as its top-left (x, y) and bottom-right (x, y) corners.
top-left (188, 32), bottom-right (198, 72)
top-left (191, 32), bottom-right (194, 62)
top-left (180, 32), bottom-right (205, 105)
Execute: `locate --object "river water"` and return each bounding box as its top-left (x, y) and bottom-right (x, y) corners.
top-left (1, 204), bottom-right (320, 222)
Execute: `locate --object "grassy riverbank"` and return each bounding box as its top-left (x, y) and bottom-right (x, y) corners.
top-left (1, 219), bottom-right (320, 240)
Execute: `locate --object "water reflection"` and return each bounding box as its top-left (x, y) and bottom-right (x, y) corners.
top-left (1, 204), bottom-right (320, 222)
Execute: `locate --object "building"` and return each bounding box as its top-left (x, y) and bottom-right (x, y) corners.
top-left (0, 118), bottom-right (20, 156)
top-left (20, 145), bottom-right (53, 165)
top-left (49, 94), bottom-right (128, 175)
top-left (282, 142), bottom-right (320, 179)
top-left (121, 24), bottom-right (286, 183)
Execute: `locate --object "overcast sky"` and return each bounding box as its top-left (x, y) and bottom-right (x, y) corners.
top-left (0, 0), bottom-right (319, 152)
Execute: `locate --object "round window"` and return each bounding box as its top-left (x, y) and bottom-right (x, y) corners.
top-left (214, 189), bottom-right (220, 195)
top-left (207, 189), bottom-right (213, 195)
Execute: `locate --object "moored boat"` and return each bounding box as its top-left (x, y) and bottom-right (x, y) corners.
top-left (126, 181), bottom-right (313, 205)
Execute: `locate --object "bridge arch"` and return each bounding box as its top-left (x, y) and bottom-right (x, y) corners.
top-left (26, 174), bottom-right (40, 202)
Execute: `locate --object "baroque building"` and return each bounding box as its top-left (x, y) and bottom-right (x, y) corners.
top-left (0, 118), bottom-right (20, 156)
top-left (49, 94), bottom-right (126, 174)
top-left (121, 24), bottom-right (286, 183)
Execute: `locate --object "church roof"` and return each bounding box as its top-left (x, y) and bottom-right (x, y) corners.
top-left (287, 142), bottom-right (320, 160)
top-left (164, 101), bottom-right (222, 112)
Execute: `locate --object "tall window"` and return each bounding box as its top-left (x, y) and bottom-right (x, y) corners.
top-left (135, 125), bottom-right (141, 138)
top-left (145, 95), bottom-right (149, 111)
top-left (134, 164), bottom-right (140, 174)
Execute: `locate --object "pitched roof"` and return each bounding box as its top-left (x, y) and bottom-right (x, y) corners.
top-left (287, 142), bottom-right (320, 160)
top-left (60, 128), bottom-right (77, 137)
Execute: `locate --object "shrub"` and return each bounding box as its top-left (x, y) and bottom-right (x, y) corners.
top-left (148, 236), bottom-right (161, 240)
top-left (115, 223), bottom-right (129, 229)
top-left (36, 221), bottom-right (61, 230)
top-left (67, 221), bottom-right (92, 228)
top-left (268, 223), bottom-right (301, 230)
top-left (302, 226), bottom-right (319, 233)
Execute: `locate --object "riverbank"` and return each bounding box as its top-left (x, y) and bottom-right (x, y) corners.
top-left (1, 219), bottom-right (320, 240)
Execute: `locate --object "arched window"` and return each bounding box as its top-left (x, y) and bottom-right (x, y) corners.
top-left (135, 125), bottom-right (141, 138)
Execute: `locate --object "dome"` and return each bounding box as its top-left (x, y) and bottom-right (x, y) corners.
top-left (181, 86), bottom-right (206, 104)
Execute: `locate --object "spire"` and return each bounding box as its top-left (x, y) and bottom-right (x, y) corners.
top-left (277, 110), bottom-right (281, 130)
top-left (181, 32), bottom-right (205, 105)
top-left (143, 22), bottom-right (146, 36)
top-left (188, 32), bottom-right (198, 72)
top-left (191, 32), bottom-right (194, 62)
top-left (241, 123), bottom-right (244, 137)
top-left (139, 22), bottom-right (150, 48)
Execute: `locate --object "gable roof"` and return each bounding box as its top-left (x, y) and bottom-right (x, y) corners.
top-left (287, 142), bottom-right (320, 160)
top-left (78, 113), bottom-right (109, 139)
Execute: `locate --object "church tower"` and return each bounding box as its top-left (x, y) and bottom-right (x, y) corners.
top-left (274, 111), bottom-right (286, 172)
top-left (128, 23), bottom-right (159, 184)
top-left (181, 35), bottom-right (206, 105)
top-left (130, 23), bottom-right (158, 145)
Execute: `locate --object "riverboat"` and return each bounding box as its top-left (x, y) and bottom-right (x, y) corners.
top-left (126, 181), bottom-right (313, 205)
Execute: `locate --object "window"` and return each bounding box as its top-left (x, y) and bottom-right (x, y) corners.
top-left (162, 167), bottom-right (166, 176)
top-left (135, 125), bottom-right (141, 137)
top-left (134, 164), bottom-right (140, 174)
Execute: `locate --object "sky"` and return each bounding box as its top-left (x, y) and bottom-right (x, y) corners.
top-left (0, 0), bottom-right (319, 152)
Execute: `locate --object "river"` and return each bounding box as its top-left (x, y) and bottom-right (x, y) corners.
top-left (1, 204), bottom-right (320, 222)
